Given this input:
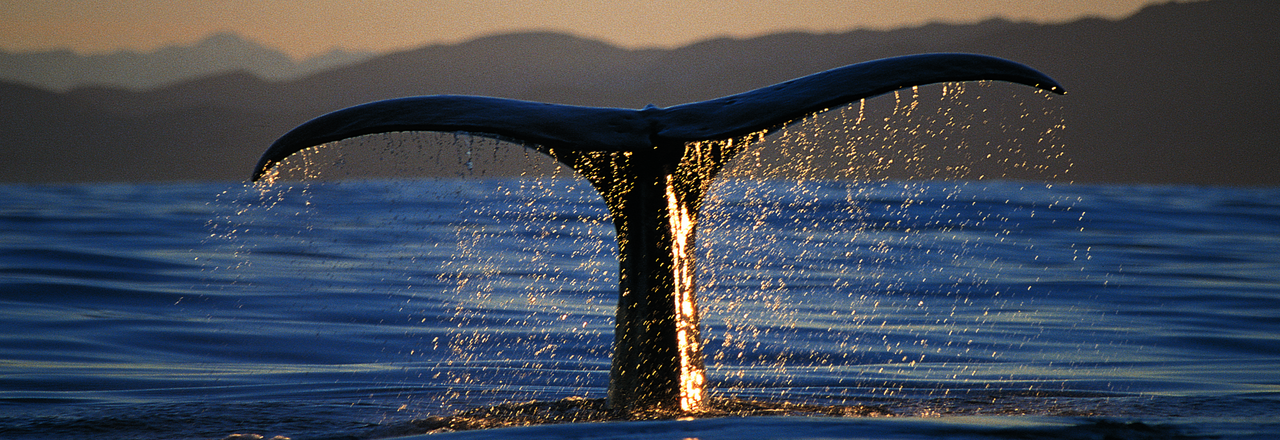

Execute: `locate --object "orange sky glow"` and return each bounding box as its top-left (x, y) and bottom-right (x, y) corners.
top-left (3, 0), bottom-right (1186, 58)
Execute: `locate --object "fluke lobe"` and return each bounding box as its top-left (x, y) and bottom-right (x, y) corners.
top-left (251, 53), bottom-right (1064, 414)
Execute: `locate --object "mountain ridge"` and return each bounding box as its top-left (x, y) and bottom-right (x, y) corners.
top-left (2, 0), bottom-right (1276, 185)
top-left (0, 32), bottom-right (374, 92)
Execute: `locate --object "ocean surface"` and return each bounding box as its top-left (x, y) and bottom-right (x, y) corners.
top-left (2, 177), bottom-right (1278, 439)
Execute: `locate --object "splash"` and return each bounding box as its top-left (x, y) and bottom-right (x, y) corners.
top-left (698, 82), bottom-right (1071, 406)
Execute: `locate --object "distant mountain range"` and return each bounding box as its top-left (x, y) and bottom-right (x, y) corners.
top-left (2, 0), bottom-right (1277, 185)
top-left (0, 33), bottom-right (375, 91)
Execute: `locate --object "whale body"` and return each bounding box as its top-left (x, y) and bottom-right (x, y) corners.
top-left (251, 53), bottom-right (1065, 414)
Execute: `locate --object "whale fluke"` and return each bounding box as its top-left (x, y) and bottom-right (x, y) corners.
top-left (252, 53), bottom-right (1061, 181)
top-left (251, 53), bottom-right (1064, 414)
top-left (652, 53), bottom-right (1063, 141)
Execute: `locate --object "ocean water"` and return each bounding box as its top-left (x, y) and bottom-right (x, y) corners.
top-left (1, 177), bottom-right (1278, 439)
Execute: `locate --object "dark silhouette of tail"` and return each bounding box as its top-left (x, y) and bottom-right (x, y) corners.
top-left (251, 53), bottom-right (1064, 414)
top-left (252, 53), bottom-right (1062, 181)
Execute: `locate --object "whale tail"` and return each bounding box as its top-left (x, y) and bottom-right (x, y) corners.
top-left (251, 53), bottom-right (1062, 182)
top-left (251, 53), bottom-right (1064, 414)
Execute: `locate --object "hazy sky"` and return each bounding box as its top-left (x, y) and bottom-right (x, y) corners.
top-left (4, 0), bottom-right (1180, 58)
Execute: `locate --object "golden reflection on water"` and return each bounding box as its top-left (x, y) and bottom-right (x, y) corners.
top-left (666, 175), bottom-right (706, 412)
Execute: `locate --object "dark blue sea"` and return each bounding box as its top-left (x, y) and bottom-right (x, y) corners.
top-left (2, 177), bottom-right (1278, 439)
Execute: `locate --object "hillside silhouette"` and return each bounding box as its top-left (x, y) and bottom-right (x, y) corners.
top-left (2, 0), bottom-right (1276, 185)
top-left (0, 33), bottom-right (374, 92)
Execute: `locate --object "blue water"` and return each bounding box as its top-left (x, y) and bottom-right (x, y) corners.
top-left (2, 178), bottom-right (1278, 439)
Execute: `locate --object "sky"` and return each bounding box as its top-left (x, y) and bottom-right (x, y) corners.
top-left (3, 0), bottom-right (1181, 58)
